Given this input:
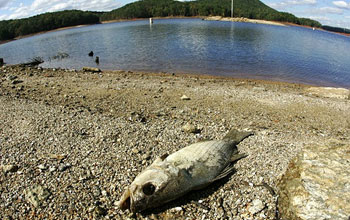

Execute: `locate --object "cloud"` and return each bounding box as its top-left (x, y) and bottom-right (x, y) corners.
top-left (332, 1), bottom-right (350, 9)
top-left (2, 0), bottom-right (122, 20)
top-left (310, 6), bottom-right (344, 14)
top-left (0, 0), bottom-right (10, 8)
top-left (268, 0), bottom-right (317, 9)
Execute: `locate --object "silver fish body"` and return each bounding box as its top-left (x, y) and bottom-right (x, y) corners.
top-left (119, 129), bottom-right (252, 212)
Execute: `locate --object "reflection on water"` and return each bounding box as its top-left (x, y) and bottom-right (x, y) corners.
top-left (0, 18), bottom-right (350, 88)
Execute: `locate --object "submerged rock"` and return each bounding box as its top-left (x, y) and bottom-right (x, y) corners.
top-left (278, 141), bottom-right (350, 220)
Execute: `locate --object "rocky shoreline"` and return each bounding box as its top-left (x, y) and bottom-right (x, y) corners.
top-left (1, 65), bottom-right (349, 219)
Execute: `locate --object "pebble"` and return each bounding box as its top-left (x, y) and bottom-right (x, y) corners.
top-left (58, 163), bottom-right (71, 172)
top-left (24, 185), bottom-right (50, 208)
top-left (173, 207), bottom-right (183, 212)
top-left (141, 152), bottom-right (151, 160)
top-left (182, 122), bottom-right (201, 134)
top-left (248, 199), bottom-right (265, 215)
top-left (132, 148), bottom-right (140, 154)
top-left (1, 164), bottom-right (19, 173)
top-left (180, 95), bottom-right (191, 100)
top-left (7, 75), bottom-right (17, 81)
top-left (38, 164), bottom-right (47, 170)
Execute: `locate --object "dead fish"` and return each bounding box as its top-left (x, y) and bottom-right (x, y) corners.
top-left (119, 129), bottom-right (253, 212)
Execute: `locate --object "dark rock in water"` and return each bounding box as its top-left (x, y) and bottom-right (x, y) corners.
top-left (95, 56), bottom-right (99, 64)
top-left (89, 51), bottom-right (94, 57)
top-left (278, 141), bottom-right (350, 220)
top-left (0, 58), bottom-right (4, 66)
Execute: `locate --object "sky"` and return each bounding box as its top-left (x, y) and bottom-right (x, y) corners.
top-left (0, 0), bottom-right (349, 28)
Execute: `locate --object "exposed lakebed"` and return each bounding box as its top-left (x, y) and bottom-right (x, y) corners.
top-left (0, 18), bottom-right (349, 88)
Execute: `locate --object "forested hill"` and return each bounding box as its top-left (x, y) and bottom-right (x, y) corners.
top-left (0, 10), bottom-right (100, 41)
top-left (100, 0), bottom-right (321, 27)
top-left (0, 0), bottom-right (323, 41)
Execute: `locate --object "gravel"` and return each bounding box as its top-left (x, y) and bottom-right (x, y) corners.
top-left (0, 65), bottom-right (349, 219)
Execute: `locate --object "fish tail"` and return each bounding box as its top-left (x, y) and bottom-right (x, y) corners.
top-left (223, 129), bottom-right (253, 144)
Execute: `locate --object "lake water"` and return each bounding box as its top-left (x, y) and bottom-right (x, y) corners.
top-left (1, 18), bottom-right (350, 88)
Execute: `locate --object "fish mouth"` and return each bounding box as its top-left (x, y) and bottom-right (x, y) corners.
top-left (119, 188), bottom-right (132, 211)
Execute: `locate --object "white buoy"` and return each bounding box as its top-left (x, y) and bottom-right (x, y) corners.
top-left (149, 18), bottom-right (153, 24)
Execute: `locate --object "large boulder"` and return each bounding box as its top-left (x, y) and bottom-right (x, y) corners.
top-left (278, 141), bottom-right (350, 220)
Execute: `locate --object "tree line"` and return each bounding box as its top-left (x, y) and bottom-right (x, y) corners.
top-left (0, 0), bottom-right (327, 41)
top-left (322, 25), bottom-right (350, 35)
top-left (0, 10), bottom-right (100, 41)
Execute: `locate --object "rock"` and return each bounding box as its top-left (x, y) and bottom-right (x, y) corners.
top-left (83, 67), bottom-right (101, 73)
top-left (132, 148), bottom-right (140, 154)
top-left (0, 58), bottom-right (4, 66)
top-left (92, 186), bottom-right (101, 197)
top-left (88, 51), bottom-right (94, 57)
top-left (306, 87), bottom-right (350, 99)
top-left (248, 199), bottom-right (265, 215)
top-left (142, 152), bottom-right (151, 161)
top-left (278, 141), bottom-right (350, 220)
top-left (180, 95), bottom-right (191, 100)
top-left (12, 80), bottom-right (23, 85)
top-left (24, 185), bottom-right (51, 207)
top-left (101, 190), bottom-right (108, 197)
top-left (94, 206), bottom-right (107, 216)
top-left (38, 164), bottom-right (47, 170)
top-left (95, 56), bottom-right (100, 64)
top-left (58, 163), bottom-right (71, 172)
top-left (7, 75), bottom-right (17, 81)
top-left (182, 122), bottom-right (201, 134)
top-left (173, 207), bottom-right (183, 212)
top-left (1, 164), bottom-right (19, 173)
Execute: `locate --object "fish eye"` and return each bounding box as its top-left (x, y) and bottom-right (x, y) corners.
top-left (142, 183), bottom-right (156, 196)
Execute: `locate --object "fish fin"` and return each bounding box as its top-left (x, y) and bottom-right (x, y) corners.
top-left (223, 129), bottom-right (253, 144)
top-left (231, 153), bottom-right (248, 163)
top-left (213, 154), bottom-right (247, 182)
top-left (212, 163), bottom-right (236, 182)
top-left (151, 153), bottom-right (169, 165)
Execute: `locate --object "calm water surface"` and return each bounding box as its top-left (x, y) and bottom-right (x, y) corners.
top-left (1, 18), bottom-right (350, 88)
